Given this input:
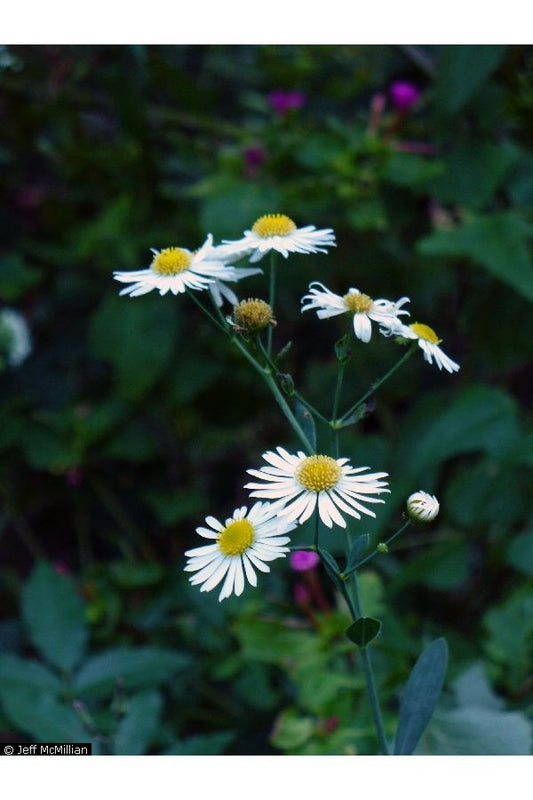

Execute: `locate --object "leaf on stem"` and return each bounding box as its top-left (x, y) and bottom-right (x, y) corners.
top-left (345, 616), bottom-right (382, 648)
top-left (336, 405), bottom-right (369, 429)
top-left (317, 548), bottom-right (341, 586)
top-left (393, 637), bottom-right (448, 755)
top-left (334, 334), bottom-right (352, 365)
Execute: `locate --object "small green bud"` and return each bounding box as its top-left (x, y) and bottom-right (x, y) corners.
top-left (377, 542), bottom-right (389, 554)
top-left (279, 373), bottom-right (295, 396)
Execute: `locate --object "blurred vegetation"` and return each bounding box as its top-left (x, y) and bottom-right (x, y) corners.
top-left (0, 44), bottom-right (532, 755)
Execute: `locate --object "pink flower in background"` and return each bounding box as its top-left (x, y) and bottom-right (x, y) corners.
top-left (268, 90), bottom-right (306, 117)
top-left (290, 550), bottom-right (320, 572)
top-left (243, 145), bottom-right (266, 177)
top-left (389, 81), bottom-right (421, 112)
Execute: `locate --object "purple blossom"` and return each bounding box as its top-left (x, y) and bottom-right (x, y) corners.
top-left (268, 90), bottom-right (306, 117)
top-left (389, 81), bottom-right (421, 112)
top-left (290, 550), bottom-right (320, 572)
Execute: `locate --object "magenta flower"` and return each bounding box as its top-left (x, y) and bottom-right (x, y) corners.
top-left (290, 550), bottom-right (320, 572)
top-left (268, 90), bottom-right (306, 117)
top-left (389, 81), bottom-right (421, 112)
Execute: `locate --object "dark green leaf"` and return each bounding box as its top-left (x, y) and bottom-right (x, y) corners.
top-left (73, 646), bottom-right (191, 698)
top-left (434, 46), bottom-right (508, 113)
top-left (112, 690), bottom-right (163, 755)
top-left (0, 686), bottom-right (97, 747)
top-left (163, 732), bottom-right (234, 756)
top-left (347, 534), bottom-right (370, 570)
top-left (0, 654), bottom-right (62, 694)
top-left (89, 294), bottom-right (180, 399)
top-left (334, 334), bottom-right (352, 364)
top-left (22, 562), bottom-right (87, 673)
top-left (394, 637), bottom-right (448, 755)
top-left (506, 531), bottom-right (533, 575)
top-left (318, 548), bottom-right (341, 584)
top-left (345, 616), bottom-right (382, 648)
top-left (418, 212), bottom-right (533, 302)
top-left (295, 400), bottom-right (317, 451)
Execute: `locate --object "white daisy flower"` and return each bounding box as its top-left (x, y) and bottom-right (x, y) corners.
top-left (184, 502), bottom-right (295, 602)
top-left (218, 214), bottom-right (336, 263)
top-left (113, 234), bottom-right (238, 298)
top-left (0, 309), bottom-right (32, 367)
top-left (301, 281), bottom-right (410, 343)
top-left (245, 447), bottom-right (389, 530)
top-left (382, 321), bottom-right (460, 373)
top-left (208, 265), bottom-right (263, 307)
top-left (406, 491), bottom-right (440, 522)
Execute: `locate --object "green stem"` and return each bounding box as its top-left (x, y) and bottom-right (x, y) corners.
top-left (337, 344), bottom-right (416, 426)
top-left (267, 252), bottom-right (277, 357)
top-left (256, 338), bottom-right (329, 428)
top-left (231, 336), bottom-right (314, 454)
top-left (331, 362), bottom-right (346, 424)
top-left (186, 289), bottom-right (228, 334)
top-left (341, 573), bottom-right (389, 755)
top-left (350, 520), bottom-right (412, 573)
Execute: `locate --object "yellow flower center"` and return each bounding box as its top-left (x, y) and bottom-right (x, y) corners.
top-left (295, 455), bottom-right (342, 493)
top-left (218, 519), bottom-right (255, 556)
top-left (343, 291), bottom-right (373, 313)
top-left (410, 323), bottom-right (442, 344)
top-left (252, 214), bottom-right (297, 238)
top-left (233, 298), bottom-right (273, 332)
top-left (151, 247), bottom-right (192, 276)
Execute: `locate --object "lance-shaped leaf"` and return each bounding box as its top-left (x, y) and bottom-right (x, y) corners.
top-left (394, 637), bottom-right (448, 755)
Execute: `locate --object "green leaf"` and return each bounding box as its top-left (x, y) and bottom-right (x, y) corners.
top-left (419, 707), bottom-right (532, 755)
top-left (427, 141), bottom-right (518, 209)
top-left (22, 562), bottom-right (88, 673)
top-left (506, 531), bottom-right (533, 575)
top-left (0, 254), bottom-right (43, 302)
top-left (112, 690), bottom-right (163, 755)
top-left (89, 293), bottom-right (180, 399)
top-left (0, 654), bottom-right (62, 694)
top-left (418, 212), bottom-right (533, 302)
top-left (295, 400), bottom-right (317, 451)
top-left (334, 334), bottom-right (352, 364)
top-left (73, 646), bottom-right (191, 698)
top-left (345, 616), bottom-right (382, 648)
top-left (394, 637), bottom-right (448, 755)
top-left (270, 708), bottom-right (315, 751)
top-left (346, 534), bottom-right (370, 570)
top-left (318, 548), bottom-right (341, 586)
top-left (398, 385), bottom-right (521, 481)
top-left (0, 686), bottom-right (95, 746)
top-left (232, 618), bottom-right (318, 665)
top-left (434, 46), bottom-right (508, 113)
top-left (483, 590), bottom-right (533, 690)
top-left (163, 732), bottom-right (234, 756)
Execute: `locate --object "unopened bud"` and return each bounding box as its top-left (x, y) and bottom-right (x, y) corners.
top-left (232, 298), bottom-right (273, 333)
top-left (406, 491), bottom-right (440, 522)
top-left (377, 542), bottom-right (389, 554)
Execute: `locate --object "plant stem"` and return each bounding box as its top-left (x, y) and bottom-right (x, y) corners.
top-left (337, 344), bottom-right (416, 426)
top-left (186, 289), bottom-right (228, 334)
top-left (231, 335), bottom-right (314, 454)
top-left (267, 252), bottom-right (277, 357)
top-left (341, 573), bottom-right (390, 755)
top-left (350, 520), bottom-right (412, 573)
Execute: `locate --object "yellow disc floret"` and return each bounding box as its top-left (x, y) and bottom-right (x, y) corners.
top-left (295, 455), bottom-right (342, 493)
top-left (410, 323), bottom-right (442, 344)
top-left (343, 291), bottom-right (373, 313)
top-left (151, 247), bottom-right (192, 276)
top-left (233, 298), bottom-right (273, 332)
top-left (252, 214), bottom-right (297, 238)
top-left (218, 519), bottom-right (255, 556)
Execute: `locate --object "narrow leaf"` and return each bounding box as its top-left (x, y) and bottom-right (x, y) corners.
top-left (346, 616), bottom-right (382, 648)
top-left (394, 637), bottom-right (448, 755)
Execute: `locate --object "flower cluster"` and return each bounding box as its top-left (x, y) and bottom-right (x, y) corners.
top-left (113, 212), bottom-right (456, 601)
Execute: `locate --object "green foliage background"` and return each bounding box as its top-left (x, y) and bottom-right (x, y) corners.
top-left (0, 44), bottom-right (532, 755)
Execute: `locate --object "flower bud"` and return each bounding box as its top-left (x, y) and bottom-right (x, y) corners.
top-left (232, 298), bottom-right (273, 333)
top-left (406, 491), bottom-right (440, 522)
top-left (377, 542), bottom-right (389, 554)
